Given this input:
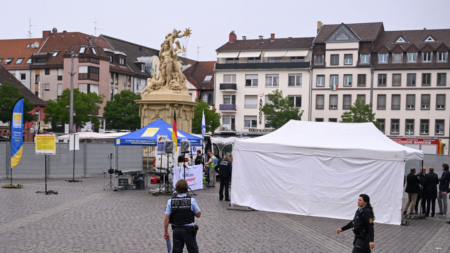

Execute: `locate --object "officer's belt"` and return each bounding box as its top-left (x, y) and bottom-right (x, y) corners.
top-left (172, 225), bottom-right (193, 229)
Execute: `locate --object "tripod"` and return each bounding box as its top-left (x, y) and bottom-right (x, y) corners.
top-left (105, 153), bottom-right (116, 191)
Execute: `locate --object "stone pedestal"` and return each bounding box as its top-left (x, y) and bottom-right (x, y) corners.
top-left (137, 88), bottom-right (197, 134)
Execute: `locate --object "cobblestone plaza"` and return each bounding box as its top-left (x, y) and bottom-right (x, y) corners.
top-left (0, 177), bottom-right (449, 253)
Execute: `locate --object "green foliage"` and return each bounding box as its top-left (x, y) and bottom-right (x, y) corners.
top-left (340, 97), bottom-right (380, 128)
top-left (261, 89), bottom-right (303, 129)
top-left (43, 88), bottom-right (104, 129)
top-left (103, 90), bottom-right (141, 130)
top-left (192, 101), bottom-right (221, 134)
top-left (0, 81), bottom-right (35, 124)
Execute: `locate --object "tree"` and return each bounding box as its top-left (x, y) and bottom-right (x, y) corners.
top-left (340, 97), bottom-right (380, 128)
top-left (261, 89), bottom-right (303, 129)
top-left (103, 90), bottom-right (141, 130)
top-left (192, 101), bottom-right (221, 134)
top-left (44, 88), bottom-right (104, 129)
top-left (0, 81), bottom-right (35, 125)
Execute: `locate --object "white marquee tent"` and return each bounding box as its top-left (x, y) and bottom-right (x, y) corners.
top-left (231, 121), bottom-right (423, 225)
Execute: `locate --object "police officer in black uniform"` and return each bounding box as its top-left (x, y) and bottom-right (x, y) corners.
top-left (217, 154), bottom-right (232, 201)
top-left (164, 179), bottom-right (201, 253)
top-left (337, 194), bottom-right (375, 253)
top-left (194, 150), bottom-right (203, 165)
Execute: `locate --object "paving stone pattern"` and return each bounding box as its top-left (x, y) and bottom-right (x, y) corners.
top-left (0, 177), bottom-right (449, 253)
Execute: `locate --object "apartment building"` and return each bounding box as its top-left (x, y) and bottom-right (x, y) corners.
top-left (214, 32), bottom-right (313, 136)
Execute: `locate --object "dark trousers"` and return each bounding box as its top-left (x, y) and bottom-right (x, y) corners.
top-left (173, 227), bottom-right (198, 253)
top-left (219, 177), bottom-right (230, 200)
top-left (426, 197), bottom-right (436, 216)
top-left (206, 168), bottom-right (210, 185)
top-left (352, 237), bottom-right (371, 253)
top-left (415, 191), bottom-right (426, 214)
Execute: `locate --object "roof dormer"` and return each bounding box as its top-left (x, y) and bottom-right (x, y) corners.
top-left (325, 24), bottom-right (360, 43)
top-left (393, 36), bottom-right (408, 44)
top-left (422, 35), bottom-right (437, 43)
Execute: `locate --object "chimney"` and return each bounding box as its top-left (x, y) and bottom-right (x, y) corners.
top-left (242, 36), bottom-right (246, 40)
top-left (229, 31), bottom-right (237, 42)
top-left (43, 30), bottom-right (51, 38)
top-left (317, 21), bottom-right (323, 34)
top-left (270, 33), bottom-right (275, 40)
top-left (259, 35), bottom-right (263, 40)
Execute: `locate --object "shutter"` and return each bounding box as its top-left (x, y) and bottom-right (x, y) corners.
top-left (79, 66), bottom-right (88, 73)
top-left (90, 84), bottom-right (99, 94)
top-left (422, 95), bottom-right (430, 105)
top-left (330, 95), bottom-right (337, 106)
top-left (316, 95), bottom-right (324, 108)
top-left (378, 95), bottom-right (386, 108)
top-left (392, 95), bottom-right (400, 108)
top-left (245, 95), bottom-right (257, 108)
top-left (393, 74), bottom-right (401, 85)
top-left (78, 84), bottom-right (88, 93)
top-left (407, 95), bottom-right (415, 106)
top-left (57, 83), bottom-right (63, 96)
top-left (437, 95), bottom-right (445, 106)
top-left (57, 68), bottom-right (63, 76)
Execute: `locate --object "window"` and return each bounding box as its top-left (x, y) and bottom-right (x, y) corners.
top-left (79, 57), bottom-right (100, 64)
top-left (223, 95), bottom-right (236, 105)
top-left (343, 95), bottom-right (351, 110)
top-left (316, 75), bottom-right (325, 87)
top-left (392, 53), bottom-right (403, 63)
top-left (265, 74), bottom-right (279, 87)
top-left (391, 119), bottom-right (399, 134)
top-left (268, 57), bottom-right (281, 63)
top-left (91, 47), bottom-right (97, 55)
top-left (288, 74), bottom-right (302, 87)
top-left (437, 52), bottom-right (448, 62)
top-left (45, 69), bottom-right (50, 75)
top-left (422, 73), bottom-right (431, 86)
top-left (110, 73), bottom-right (114, 84)
top-left (248, 57), bottom-right (261, 63)
top-left (222, 115), bottom-right (235, 131)
top-left (330, 54), bottom-right (339, 65)
top-left (357, 74), bottom-right (366, 87)
top-left (202, 93), bottom-right (209, 103)
top-left (392, 95), bottom-right (400, 110)
top-left (405, 119), bottom-right (414, 135)
top-left (35, 109), bottom-right (41, 122)
top-left (378, 53), bottom-right (388, 63)
top-left (314, 55), bottom-right (324, 65)
top-left (437, 94), bottom-right (445, 109)
top-left (4, 58), bottom-right (13, 65)
top-left (44, 83), bottom-right (50, 91)
top-left (420, 120), bottom-right (429, 135)
top-left (422, 52), bottom-right (432, 63)
top-left (377, 95), bottom-right (386, 110)
top-left (26, 58), bottom-right (31, 64)
top-left (392, 74), bottom-right (401, 86)
top-left (226, 58), bottom-right (238, 63)
top-left (288, 95), bottom-right (302, 107)
top-left (57, 68), bottom-right (63, 81)
top-left (79, 66), bottom-right (99, 81)
top-left (378, 74), bottom-right (386, 86)
top-left (344, 54), bottom-right (353, 64)
top-left (265, 95), bottom-right (273, 105)
top-left (114, 88), bottom-right (118, 95)
top-left (35, 75), bottom-right (40, 84)
top-left (224, 74), bottom-right (236, 83)
top-left (244, 116), bottom-right (257, 128)
top-left (437, 73), bottom-right (446, 86)
top-left (244, 95), bottom-right (257, 108)
top-left (343, 75), bottom-right (352, 86)
top-left (119, 58), bottom-right (125, 65)
top-left (407, 74), bottom-right (416, 86)
top-left (407, 53), bottom-right (418, 63)
top-left (329, 95), bottom-right (337, 109)
top-left (79, 46), bottom-right (86, 54)
top-left (421, 94), bottom-right (430, 109)
top-left (330, 75), bottom-right (338, 87)
top-left (357, 95), bottom-right (366, 104)
top-left (57, 83), bottom-right (62, 97)
top-left (204, 75), bottom-right (212, 82)
top-left (360, 54), bottom-right (370, 64)
top-left (245, 74), bottom-right (258, 87)
top-left (109, 55), bottom-right (113, 63)
top-left (329, 118), bottom-right (338, 123)
top-left (316, 95), bottom-right (324, 109)
top-left (20, 73), bottom-right (26, 81)
top-left (15, 58), bottom-right (24, 64)
top-left (377, 119), bottom-right (385, 133)
top-left (110, 88), bottom-right (114, 100)
top-left (314, 118), bottom-right (323, 122)
top-left (128, 76), bottom-right (131, 86)
top-left (436, 120), bottom-right (445, 135)
top-left (290, 57), bottom-right (304, 62)
top-left (52, 51), bottom-right (59, 57)
top-left (406, 94), bottom-right (415, 109)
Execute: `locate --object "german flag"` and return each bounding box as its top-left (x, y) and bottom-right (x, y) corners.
top-left (172, 109), bottom-right (177, 151)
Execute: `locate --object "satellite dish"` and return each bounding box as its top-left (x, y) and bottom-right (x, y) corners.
top-left (34, 42), bottom-right (39, 49)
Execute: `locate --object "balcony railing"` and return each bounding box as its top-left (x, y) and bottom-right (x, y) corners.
top-left (215, 62), bottom-right (310, 70)
top-left (219, 124), bottom-right (236, 132)
top-left (220, 83), bottom-right (237, 90)
top-left (219, 104), bottom-right (236, 111)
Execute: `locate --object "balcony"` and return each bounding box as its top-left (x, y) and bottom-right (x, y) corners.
top-left (219, 124), bottom-right (236, 132)
top-left (219, 104), bottom-right (236, 111)
top-left (215, 62), bottom-right (310, 70)
top-left (220, 83), bottom-right (237, 92)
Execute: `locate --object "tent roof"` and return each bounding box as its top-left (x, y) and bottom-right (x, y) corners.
top-left (57, 132), bottom-right (129, 140)
top-left (114, 119), bottom-right (202, 146)
top-left (234, 121), bottom-right (423, 161)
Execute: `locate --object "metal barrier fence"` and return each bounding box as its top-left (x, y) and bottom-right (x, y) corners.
top-left (405, 154), bottom-right (450, 175)
top-left (1, 142), bottom-right (143, 179)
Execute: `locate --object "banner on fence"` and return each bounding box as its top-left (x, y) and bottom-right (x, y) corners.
top-left (173, 165), bottom-right (203, 191)
top-left (36, 135), bottom-right (56, 155)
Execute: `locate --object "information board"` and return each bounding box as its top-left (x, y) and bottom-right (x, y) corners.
top-left (36, 135), bottom-right (56, 155)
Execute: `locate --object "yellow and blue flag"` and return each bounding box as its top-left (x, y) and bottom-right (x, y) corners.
top-left (11, 98), bottom-right (24, 168)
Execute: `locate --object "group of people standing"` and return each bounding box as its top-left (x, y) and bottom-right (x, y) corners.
top-left (404, 163), bottom-right (450, 223)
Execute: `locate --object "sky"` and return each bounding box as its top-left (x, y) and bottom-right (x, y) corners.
top-left (2, 0), bottom-right (450, 61)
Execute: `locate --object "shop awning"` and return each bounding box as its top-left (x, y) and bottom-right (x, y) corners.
top-left (217, 52), bottom-right (240, 58)
top-left (238, 51), bottom-right (261, 58)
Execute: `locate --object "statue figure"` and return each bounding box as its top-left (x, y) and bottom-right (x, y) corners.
top-left (140, 28), bottom-right (191, 94)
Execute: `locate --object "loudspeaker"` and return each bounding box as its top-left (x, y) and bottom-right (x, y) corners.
top-left (165, 140), bottom-right (173, 154)
top-left (180, 140), bottom-right (190, 154)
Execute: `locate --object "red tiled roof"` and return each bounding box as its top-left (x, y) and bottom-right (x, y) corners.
top-left (0, 38), bottom-right (44, 70)
top-left (0, 65), bottom-right (46, 106)
top-left (217, 37), bottom-right (314, 51)
top-left (314, 22), bottom-right (384, 43)
top-left (183, 61), bottom-right (216, 90)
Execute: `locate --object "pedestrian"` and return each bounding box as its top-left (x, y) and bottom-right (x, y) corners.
top-left (437, 163), bottom-right (450, 221)
top-left (415, 167), bottom-right (427, 215)
top-left (164, 179), bottom-right (201, 253)
top-left (204, 149), bottom-right (218, 187)
top-left (194, 150), bottom-right (203, 165)
top-left (336, 194), bottom-right (375, 253)
top-left (217, 154), bottom-right (232, 201)
top-left (404, 168), bottom-right (421, 215)
top-left (425, 166), bottom-right (439, 217)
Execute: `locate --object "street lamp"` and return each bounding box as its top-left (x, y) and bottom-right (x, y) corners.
top-left (67, 51), bottom-right (80, 183)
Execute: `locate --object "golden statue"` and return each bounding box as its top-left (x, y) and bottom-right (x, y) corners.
top-left (140, 28), bottom-right (192, 94)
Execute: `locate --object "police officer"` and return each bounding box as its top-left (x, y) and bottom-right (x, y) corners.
top-left (164, 179), bottom-right (201, 253)
top-left (204, 149), bottom-right (218, 187)
top-left (217, 154), bottom-right (232, 201)
top-left (336, 194), bottom-right (375, 253)
top-left (194, 150), bottom-right (203, 165)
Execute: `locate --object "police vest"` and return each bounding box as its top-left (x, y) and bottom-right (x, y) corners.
top-left (170, 196), bottom-right (194, 225)
top-left (209, 156), bottom-right (218, 169)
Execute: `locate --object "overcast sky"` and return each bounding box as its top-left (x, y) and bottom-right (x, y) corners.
top-left (2, 0), bottom-right (450, 61)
